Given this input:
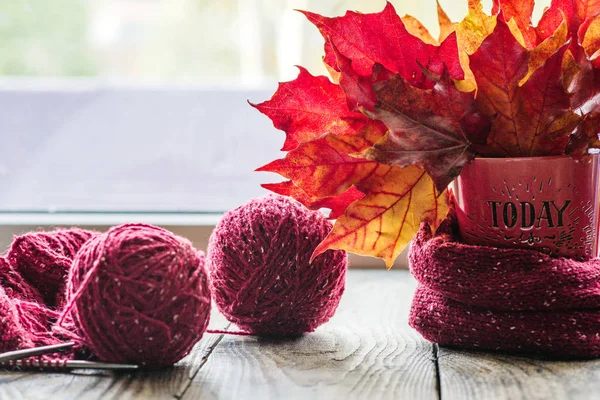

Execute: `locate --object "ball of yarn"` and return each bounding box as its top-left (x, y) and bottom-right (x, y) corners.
top-left (207, 194), bottom-right (348, 336)
top-left (58, 224), bottom-right (211, 368)
top-left (8, 228), bottom-right (97, 306)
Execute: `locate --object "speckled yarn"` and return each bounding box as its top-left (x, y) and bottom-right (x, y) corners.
top-left (0, 227), bottom-right (94, 355)
top-left (0, 286), bottom-right (29, 352)
top-left (409, 211), bottom-right (600, 359)
top-left (207, 194), bottom-right (348, 336)
top-left (56, 224), bottom-right (211, 368)
top-left (0, 258), bottom-right (63, 353)
top-left (8, 228), bottom-right (97, 306)
top-left (0, 257), bottom-right (42, 303)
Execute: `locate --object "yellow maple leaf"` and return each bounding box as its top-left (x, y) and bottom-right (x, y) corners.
top-left (402, 14), bottom-right (437, 44)
top-left (455, 0), bottom-right (497, 92)
top-left (520, 15), bottom-right (568, 85)
top-left (311, 165), bottom-right (449, 269)
top-left (437, 0), bottom-right (456, 42)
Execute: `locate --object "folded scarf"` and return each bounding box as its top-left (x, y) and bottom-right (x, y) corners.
top-left (409, 211), bottom-right (600, 359)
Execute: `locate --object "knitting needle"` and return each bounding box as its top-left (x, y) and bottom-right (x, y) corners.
top-left (1, 359), bottom-right (139, 371)
top-left (0, 342), bottom-right (75, 363)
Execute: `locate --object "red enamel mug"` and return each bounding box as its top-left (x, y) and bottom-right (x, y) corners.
top-left (453, 154), bottom-right (600, 259)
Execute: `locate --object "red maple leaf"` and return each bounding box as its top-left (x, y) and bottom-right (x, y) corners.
top-left (536, 0), bottom-right (600, 57)
top-left (253, 0), bottom-right (600, 267)
top-left (251, 67), bottom-right (384, 151)
top-left (301, 2), bottom-right (463, 89)
top-left (493, 0), bottom-right (538, 48)
top-left (257, 131), bottom-right (381, 198)
top-left (360, 68), bottom-right (491, 193)
top-left (470, 16), bottom-right (578, 156)
top-left (261, 181), bottom-right (364, 219)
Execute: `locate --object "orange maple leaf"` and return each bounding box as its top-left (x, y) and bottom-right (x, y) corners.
top-left (252, 67), bottom-right (378, 151)
top-left (262, 181), bottom-right (364, 219)
top-left (312, 165), bottom-right (449, 269)
top-left (257, 130), bottom-right (383, 198)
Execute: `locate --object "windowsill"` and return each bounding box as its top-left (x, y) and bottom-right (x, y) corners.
top-left (0, 213), bottom-right (408, 269)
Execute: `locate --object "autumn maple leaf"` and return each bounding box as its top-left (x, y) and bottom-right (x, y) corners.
top-left (255, 59), bottom-right (449, 265)
top-left (536, 0), bottom-right (600, 52)
top-left (251, 67), bottom-right (383, 151)
top-left (308, 32), bottom-right (489, 195)
top-left (470, 16), bottom-right (579, 156)
top-left (301, 1), bottom-right (463, 89)
top-left (492, 0), bottom-right (538, 48)
top-left (454, 0), bottom-right (497, 92)
top-left (357, 68), bottom-right (491, 193)
top-left (312, 165), bottom-right (449, 269)
top-left (254, 66), bottom-right (387, 220)
top-left (492, 0), bottom-right (600, 59)
top-left (258, 124), bottom-right (447, 264)
top-left (257, 132), bottom-right (382, 199)
top-left (254, 0), bottom-right (600, 268)
top-left (401, 1), bottom-right (457, 45)
top-left (262, 181), bottom-right (364, 219)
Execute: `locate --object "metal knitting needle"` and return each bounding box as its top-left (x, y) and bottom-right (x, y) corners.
top-left (1, 359), bottom-right (139, 371)
top-left (0, 342), bottom-right (75, 363)
top-left (60, 360), bottom-right (139, 370)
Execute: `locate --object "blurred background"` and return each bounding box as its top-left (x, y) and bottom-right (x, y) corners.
top-left (0, 0), bottom-right (477, 83)
top-left (0, 0), bottom-right (549, 213)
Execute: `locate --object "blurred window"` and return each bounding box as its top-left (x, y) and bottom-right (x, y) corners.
top-left (0, 0), bottom-right (547, 213)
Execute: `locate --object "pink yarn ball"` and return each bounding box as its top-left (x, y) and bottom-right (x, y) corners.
top-left (207, 194), bottom-right (348, 336)
top-left (58, 224), bottom-right (211, 368)
top-left (8, 228), bottom-right (97, 306)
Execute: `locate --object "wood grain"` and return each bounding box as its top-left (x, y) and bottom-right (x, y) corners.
top-left (0, 309), bottom-right (230, 400)
top-left (437, 347), bottom-right (600, 400)
top-left (183, 270), bottom-right (438, 400)
top-left (7, 270), bottom-right (600, 400)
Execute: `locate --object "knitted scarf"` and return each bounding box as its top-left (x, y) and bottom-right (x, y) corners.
top-left (409, 211), bottom-right (600, 359)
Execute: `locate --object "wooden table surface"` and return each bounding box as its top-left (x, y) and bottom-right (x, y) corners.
top-left (1, 270), bottom-right (599, 400)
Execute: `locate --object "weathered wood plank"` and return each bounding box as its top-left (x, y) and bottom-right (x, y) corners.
top-left (438, 347), bottom-right (600, 400)
top-left (182, 270), bottom-right (438, 400)
top-left (0, 309), bottom-right (230, 400)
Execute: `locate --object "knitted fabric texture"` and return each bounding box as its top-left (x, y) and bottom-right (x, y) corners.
top-left (8, 228), bottom-right (97, 307)
top-left (0, 228), bottom-right (95, 354)
top-left (207, 194), bottom-right (348, 336)
top-left (409, 212), bottom-right (600, 359)
top-left (56, 223), bottom-right (211, 368)
top-left (0, 257), bottom-right (42, 303)
top-left (0, 286), bottom-right (31, 352)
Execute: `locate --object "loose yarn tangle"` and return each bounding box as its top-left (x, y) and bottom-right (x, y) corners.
top-left (0, 228), bottom-right (94, 355)
top-left (8, 228), bottom-right (97, 307)
top-left (56, 223), bottom-right (211, 368)
top-left (0, 257), bottom-right (42, 303)
top-left (0, 286), bottom-right (31, 353)
top-left (0, 258), bottom-right (72, 351)
top-left (207, 194), bottom-right (348, 337)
